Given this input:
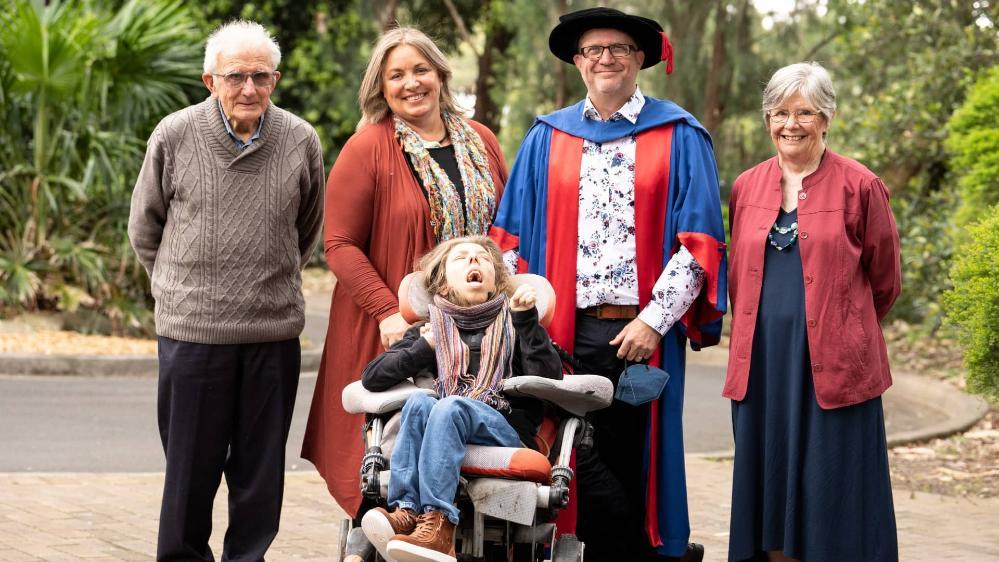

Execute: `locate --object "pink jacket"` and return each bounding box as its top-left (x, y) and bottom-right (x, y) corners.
top-left (724, 150), bottom-right (901, 409)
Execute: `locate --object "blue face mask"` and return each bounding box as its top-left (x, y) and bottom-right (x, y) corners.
top-left (614, 363), bottom-right (670, 406)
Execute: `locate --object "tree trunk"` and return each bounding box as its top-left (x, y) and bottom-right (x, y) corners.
top-left (474, 22), bottom-right (514, 134)
top-left (381, 0), bottom-right (398, 31)
top-left (553, 0), bottom-right (570, 108)
top-left (442, 0), bottom-right (476, 53)
top-left (702, 1), bottom-right (726, 136)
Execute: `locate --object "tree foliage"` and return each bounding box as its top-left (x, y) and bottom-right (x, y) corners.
top-left (0, 0), bottom-right (202, 333)
top-left (823, 0), bottom-right (996, 193)
top-left (807, 0), bottom-right (998, 330)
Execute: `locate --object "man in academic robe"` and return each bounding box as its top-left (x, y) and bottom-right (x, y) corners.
top-left (490, 7), bottom-right (727, 562)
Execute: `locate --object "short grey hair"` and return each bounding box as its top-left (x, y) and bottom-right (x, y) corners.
top-left (357, 27), bottom-right (465, 128)
top-left (203, 20), bottom-right (281, 74)
top-left (762, 62), bottom-right (836, 124)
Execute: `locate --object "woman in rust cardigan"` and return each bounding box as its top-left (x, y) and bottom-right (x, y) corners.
top-left (301, 26), bottom-right (507, 526)
top-left (725, 62), bottom-right (901, 562)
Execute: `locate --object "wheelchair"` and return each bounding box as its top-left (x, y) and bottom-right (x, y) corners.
top-left (335, 273), bottom-right (612, 562)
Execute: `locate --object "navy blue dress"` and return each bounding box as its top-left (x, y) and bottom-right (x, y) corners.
top-left (728, 209), bottom-right (898, 562)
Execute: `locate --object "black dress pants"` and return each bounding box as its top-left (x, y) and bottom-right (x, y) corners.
top-left (156, 336), bottom-right (300, 562)
top-left (573, 313), bottom-right (664, 562)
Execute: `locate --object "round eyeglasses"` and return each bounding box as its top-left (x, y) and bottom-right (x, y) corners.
top-left (769, 109), bottom-right (820, 124)
top-left (213, 71), bottom-right (277, 88)
top-left (578, 43), bottom-right (638, 61)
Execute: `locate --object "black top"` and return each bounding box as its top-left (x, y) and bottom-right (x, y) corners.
top-left (405, 145), bottom-right (467, 220)
top-left (361, 307), bottom-right (563, 450)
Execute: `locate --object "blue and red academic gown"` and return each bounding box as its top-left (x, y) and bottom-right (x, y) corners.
top-left (490, 97), bottom-right (727, 557)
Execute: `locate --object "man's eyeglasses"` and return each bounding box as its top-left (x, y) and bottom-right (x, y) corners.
top-left (213, 71), bottom-right (277, 88)
top-left (768, 109), bottom-right (820, 124)
top-left (578, 43), bottom-right (638, 61)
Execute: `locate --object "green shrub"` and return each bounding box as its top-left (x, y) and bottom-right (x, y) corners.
top-left (942, 206), bottom-right (999, 400)
top-left (941, 66), bottom-right (999, 399)
top-left (946, 66), bottom-right (999, 226)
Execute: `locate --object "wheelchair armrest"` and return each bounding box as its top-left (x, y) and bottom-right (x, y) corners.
top-left (502, 374), bottom-right (613, 417)
top-left (341, 379), bottom-right (438, 415)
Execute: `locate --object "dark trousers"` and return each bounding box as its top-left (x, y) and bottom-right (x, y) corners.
top-left (573, 313), bottom-right (664, 562)
top-left (156, 336), bottom-right (300, 562)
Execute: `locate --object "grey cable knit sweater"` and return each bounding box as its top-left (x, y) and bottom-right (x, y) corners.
top-left (128, 97), bottom-right (324, 344)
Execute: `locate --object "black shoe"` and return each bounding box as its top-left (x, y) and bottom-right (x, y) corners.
top-left (663, 543), bottom-right (704, 562)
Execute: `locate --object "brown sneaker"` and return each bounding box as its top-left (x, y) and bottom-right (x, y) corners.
top-left (385, 510), bottom-right (457, 562)
top-left (361, 507), bottom-right (417, 560)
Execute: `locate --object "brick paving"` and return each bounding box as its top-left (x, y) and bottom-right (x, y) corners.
top-left (2, 460), bottom-right (997, 561)
top-left (687, 457), bottom-right (999, 562)
top-left (0, 473), bottom-right (339, 561)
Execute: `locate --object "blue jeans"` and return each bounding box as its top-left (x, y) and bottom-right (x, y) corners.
top-left (388, 393), bottom-right (522, 524)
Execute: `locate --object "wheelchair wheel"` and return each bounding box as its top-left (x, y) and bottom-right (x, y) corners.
top-left (550, 534), bottom-right (583, 562)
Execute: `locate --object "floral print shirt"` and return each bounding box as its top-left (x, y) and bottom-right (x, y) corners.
top-left (577, 87), bottom-right (705, 335)
top-left (503, 86), bottom-right (704, 335)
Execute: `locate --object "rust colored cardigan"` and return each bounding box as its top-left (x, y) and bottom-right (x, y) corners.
top-left (301, 117), bottom-right (508, 516)
top-left (724, 150), bottom-right (901, 409)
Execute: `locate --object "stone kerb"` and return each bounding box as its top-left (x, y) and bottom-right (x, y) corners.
top-left (0, 348), bottom-right (322, 377)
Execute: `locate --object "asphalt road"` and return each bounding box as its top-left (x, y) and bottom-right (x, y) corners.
top-left (0, 363), bottom-right (732, 472)
top-left (0, 359), bottom-right (936, 472)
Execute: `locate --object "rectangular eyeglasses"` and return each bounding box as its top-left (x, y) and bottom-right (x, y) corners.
top-left (213, 71), bottom-right (276, 88)
top-left (578, 43), bottom-right (638, 61)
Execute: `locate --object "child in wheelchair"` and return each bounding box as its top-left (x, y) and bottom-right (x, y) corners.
top-left (359, 235), bottom-right (563, 562)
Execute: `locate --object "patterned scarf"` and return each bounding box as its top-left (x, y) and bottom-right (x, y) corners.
top-left (394, 112), bottom-right (497, 242)
top-left (429, 293), bottom-right (514, 411)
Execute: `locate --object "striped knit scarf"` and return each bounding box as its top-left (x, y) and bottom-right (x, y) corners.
top-left (429, 293), bottom-right (514, 411)
top-left (394, 112), bottom-right (496, 242)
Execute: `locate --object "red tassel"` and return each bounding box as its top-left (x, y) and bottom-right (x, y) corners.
top-left (660, 31), bottom-right (674, 75)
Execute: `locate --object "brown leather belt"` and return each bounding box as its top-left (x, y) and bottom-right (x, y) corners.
top-left (580, 304), bottom-right (640, 320)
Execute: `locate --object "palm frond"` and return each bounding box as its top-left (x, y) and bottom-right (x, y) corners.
top-left (1, 0), bottom-right (88, 100)
top-left (0, 235), bottom-right (48, 307)
top-left (101, 0), bottom-right (203, 130)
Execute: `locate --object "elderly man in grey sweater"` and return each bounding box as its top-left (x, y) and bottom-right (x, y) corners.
top-left (128, 20), bottom-right (323, 562)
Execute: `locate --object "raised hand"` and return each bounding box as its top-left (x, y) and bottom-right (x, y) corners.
top-left (510, 284), bottom-right (537, 312)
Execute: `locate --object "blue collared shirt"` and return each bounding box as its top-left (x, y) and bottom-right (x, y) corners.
top-left (217, 100), bottom-right (264, 150)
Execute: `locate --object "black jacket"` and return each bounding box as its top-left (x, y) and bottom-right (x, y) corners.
top-left (361, 307), bottom-right (563, 449)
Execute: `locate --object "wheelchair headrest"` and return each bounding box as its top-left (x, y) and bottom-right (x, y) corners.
top-left (398, 271), bottom-right (556, 327)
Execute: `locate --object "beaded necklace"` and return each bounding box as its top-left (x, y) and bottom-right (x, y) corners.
top-left (768, 218), bottom-right (798, 251)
